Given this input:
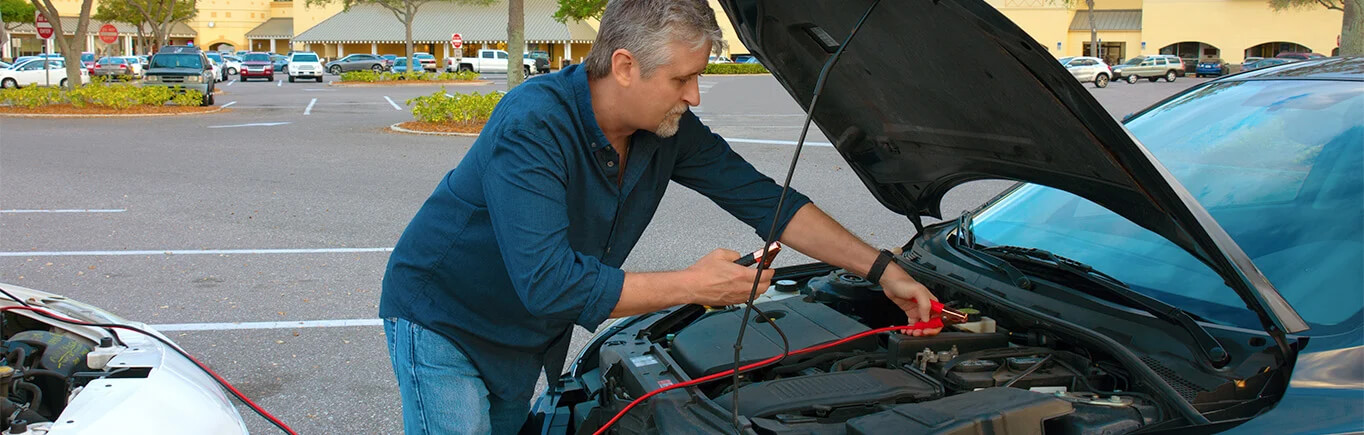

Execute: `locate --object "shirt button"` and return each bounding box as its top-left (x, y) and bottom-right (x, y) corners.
top-left (606, 161), bottom-right (615, 167)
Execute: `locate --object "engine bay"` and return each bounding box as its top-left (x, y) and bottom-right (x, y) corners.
top-left (545, 261), bottom-right (1289, 434)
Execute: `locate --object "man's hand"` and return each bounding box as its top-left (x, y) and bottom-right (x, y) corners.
top-left (881, 274), bottom-right (941, 336)
top-left (683, 249), bottom-right (773, 306)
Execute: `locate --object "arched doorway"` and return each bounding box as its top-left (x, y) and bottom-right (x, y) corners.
top-left (208, 41), bottom-right (236, 53)
top-left (1245, 42), bottom-right (1312, 58)
top-left (1160, 41), bottom-right (1220, 70)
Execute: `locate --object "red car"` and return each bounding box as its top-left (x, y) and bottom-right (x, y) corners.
top-left (238, 52), bottom-right (275, 81)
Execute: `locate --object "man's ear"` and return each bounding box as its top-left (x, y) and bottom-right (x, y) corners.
top-left (610, 48), bottom-right (635, 87)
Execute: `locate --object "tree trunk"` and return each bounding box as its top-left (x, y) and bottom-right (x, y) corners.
top-left (1343, 0), bottom-right (1363, 56)
top-left (404, 12), bottom-right (415, 74)
top-left (507, 0), bottom-right (524, 88)
top-left (1087, 0), bottom-right (1097, 58)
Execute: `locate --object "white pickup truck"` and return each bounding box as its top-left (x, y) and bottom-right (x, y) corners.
top-left (447, 49), bottom-right (538, 75)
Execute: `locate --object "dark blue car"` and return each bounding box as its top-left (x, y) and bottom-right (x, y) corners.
top-left (528, 1), bottom-right (1364, 431)
top-left (1195, 59), bottom-right (1229, 77)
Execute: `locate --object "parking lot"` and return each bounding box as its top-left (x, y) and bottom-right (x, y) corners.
top-left (0, 72), bottom-right (1210, 433)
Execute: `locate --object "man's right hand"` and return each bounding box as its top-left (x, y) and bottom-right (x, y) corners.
top-left (684, 249), bottom-right (773, 306)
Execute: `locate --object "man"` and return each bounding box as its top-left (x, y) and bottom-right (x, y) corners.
top-left (379, 0), bottom-right (940, 433)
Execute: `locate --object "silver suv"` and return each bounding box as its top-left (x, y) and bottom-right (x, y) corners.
top-left (1112, 55), bottom-right (1185, 84)
top-left (1060, 56), bottom-right (1111, 88)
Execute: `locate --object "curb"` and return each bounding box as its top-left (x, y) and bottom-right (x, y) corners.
top-left (0, 106), bottom-right (230, 118)
top-left (389, 122), bottom-right (482, 137)
top-left (330, 80), bottom-right (494, 87)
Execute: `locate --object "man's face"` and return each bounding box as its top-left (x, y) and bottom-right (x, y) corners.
top-left (626, 41), bottom-right (708, 138)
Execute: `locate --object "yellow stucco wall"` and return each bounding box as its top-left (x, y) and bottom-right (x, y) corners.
top-left (186, 0), bottom-right (274, 51)
top-left (271, 1), bottom-right (294, 19)
top-left (1067, 29), bottom-right (1142, 62)
top-left (1142, 0), bottom-right (1340, 63)
top-left (988, 1), bottom-right (1076, 58)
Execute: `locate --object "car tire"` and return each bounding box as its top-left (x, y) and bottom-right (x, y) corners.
top-left (59, 78), bottom-right (68, 88)
top-left (1126, 75), bottom-right (1138, 84)
top-left (1165, 71), bottom-right (1176, 82)
top-left (329, 65), bottom-right (342, 75)
top-left (227, 68), bottom-right (237, 75)
top-left (371, 64), bottom-right (383, 72)
top-left (1094, 74), bottom-right (1109, 88)
top-left (0, 78), bottom-right (15, 89)
top-left (270, 75), bottom-right (275, 81)
top-left (458, 64), bottom-right (473, 73)
top-left (1195, 73), bottom-right (1202, 78)
top-left (316, 77), bottom-right (323, 83)
top-left (523, 65), bottom-right (531, 76)
top-left (288, 76), bottom-right (295, 83)
top-left (202, 90), bottom-right (214, 106)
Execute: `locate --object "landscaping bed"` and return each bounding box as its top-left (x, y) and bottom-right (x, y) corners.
top-left (390, 87), bottom-right (502, 135)
top-left (704, 63), bottom-right (770, 74)
top-left (338, 70), bottom-right (486, 85)
top-left (0, 83), bottom-right (211, 114)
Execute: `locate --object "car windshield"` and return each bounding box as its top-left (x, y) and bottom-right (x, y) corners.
top-left (98, 57), bottom-right (122, 64)
top-left (243, 53), bottom-right (270, 62)
top-left (1058, 57), bottom-right (1075, 64)
top-left (1122, 57), bottom-right (1144, 66)
top-left (293, 54), bottom-right (319, 62)
top-left (206, 53), bottom-right (222, 62)
top-left (150, 54), bottom-right (203, 69)
top-left (971, 79), bottom-right (1364, 334)
top-left (81, 53), bottom-right (94, 62)
top-left (414, 53), bottom-right (434, 59)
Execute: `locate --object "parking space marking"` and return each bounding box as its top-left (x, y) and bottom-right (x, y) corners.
top-left (226, 80), bottom-right (236, 87)
top-left (723, 137), bottom-right (833, 147)
top-left (220, 101), bottom-right (237, 109)
top-left (383, 96), bottom-right (402, 111)
top-left (276, 80), bottom-right (282, 87)
top-left (0, 247), bottom-right (393, 257)
top-left (151, 318), bottom-right (383, 332)
top-left (207, 122), bottom-right (291, 129)
top-left (304, 98), bottom-right (317, 115)
top-left (0, 209), bottom-right (125, 214)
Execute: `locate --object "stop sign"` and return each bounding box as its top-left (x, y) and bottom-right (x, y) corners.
top-left (450, 33), bottom-right (463, 50)
top-left (34, 11), bottom-right (53, 40)
top-left (99, 24), bottom-right (118, 44)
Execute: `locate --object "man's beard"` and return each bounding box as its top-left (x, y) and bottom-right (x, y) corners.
top-left (653, 104), bottom-right (688, 138)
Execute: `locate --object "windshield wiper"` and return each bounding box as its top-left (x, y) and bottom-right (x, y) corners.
top-left (979, 245), bottom-right (1232, 369)
top-left (953, 213), bottom-right (1033, 290)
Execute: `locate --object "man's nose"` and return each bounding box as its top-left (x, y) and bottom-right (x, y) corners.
top-left (683, 80), bottom-right (701, 107)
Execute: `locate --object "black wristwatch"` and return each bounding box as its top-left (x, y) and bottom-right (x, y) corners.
top-left (865, 249), bottom-right (896, 286)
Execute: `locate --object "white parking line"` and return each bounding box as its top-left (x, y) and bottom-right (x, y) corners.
top-left (220, 101), bottom-right (237, 109)
top-left (304, 98), bottom-right (317, 115)
top-left (383, 96), bottom-right (402, 110)
top-left (207, 122), bottom-right (291, 129)
top-left (0, 209), bottom-right (125, 214)
top-left (0, 247), bottom-right (394, 257)
top-left (276, 80), bottom-right (282, 87)
top-left (226, 79), bottom-right (236, 87)
top-left (723, 137), bottom-right (834, 147)
top-left (152, 318), bottom-right (383, 332)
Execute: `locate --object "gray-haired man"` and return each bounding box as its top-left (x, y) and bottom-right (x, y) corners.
top-left (379, 0), bottom-right (940, 433)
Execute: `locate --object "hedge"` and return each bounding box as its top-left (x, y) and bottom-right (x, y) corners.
top-left (703, 63), bottom-right (770, 74)
top-left (405, 87), bottom-right (503, 124)
top-left (340, 70), bottom-right (479, 82)
top-left (0, 82), bottom-right (203, 109)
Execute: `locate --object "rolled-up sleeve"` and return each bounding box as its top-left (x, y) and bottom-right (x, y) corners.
top-left (671, 117), bottom-right (812, 241)
top-left (481, 126), bottom-right (625, 328)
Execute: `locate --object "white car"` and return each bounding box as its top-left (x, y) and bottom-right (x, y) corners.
top-left (221, 55), bottom-right (243, 76)
top-left (1060, 56), bottom-right (1112, 88)
top-left (0, 58), bottom-right (89, 88)
top-left (206, 58), bottom-right (223, 83)
top-left (119, 56), bottom-right (144, 77)
top-left (286, 52), bottom-right (324, 83)
top-left (0, 283), bottom-right (250, 433)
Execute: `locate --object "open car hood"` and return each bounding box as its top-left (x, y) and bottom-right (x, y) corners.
top-left (716, 0), bottom-right (1308, 335)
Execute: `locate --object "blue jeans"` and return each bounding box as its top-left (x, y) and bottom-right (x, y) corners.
top-left (385, 317), bottom-right (529, 435)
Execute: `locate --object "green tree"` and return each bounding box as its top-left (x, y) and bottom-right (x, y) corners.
top-left (112, 0), bottom-right (197, 53)
top-left (507, 0), bottom-right (523, 88)
top-left (28, 0), bottom-right (95, 89)
top-left (551, 0), bottom-right (605, 22)
top-left (307, 0), bottom-right (492, 77)
top-left (1269, 0), bottom-right (1361, 56)
top-left (2, 0), bottom-right (36, 59)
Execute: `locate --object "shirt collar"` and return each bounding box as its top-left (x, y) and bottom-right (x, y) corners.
top-left (566, 64), bottom-right (613, 152)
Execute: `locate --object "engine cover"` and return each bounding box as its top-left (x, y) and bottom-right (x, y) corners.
top-left (669, 297), bottom-right (875, 376)
top-left (714, 367), bottom-right (943, 418)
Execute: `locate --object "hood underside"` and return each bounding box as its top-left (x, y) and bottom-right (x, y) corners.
top-left (716, 0), bottom-right (1307, 334)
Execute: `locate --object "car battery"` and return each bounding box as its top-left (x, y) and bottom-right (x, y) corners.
top-left (942, 356), bottom-right (1077, 391)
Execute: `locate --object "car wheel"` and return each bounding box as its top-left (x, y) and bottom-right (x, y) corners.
top-left (1126, 75), bottom-right (1138, 84)
top-left (227, 68), bottom-right (237, 75)
top-left (1195, 73), bottom-right (1202, 78)
top-left (371, 64), bottom-right (383, 72)
top-left (0, 78), bottom-right (15, 89)
top-left (1165, 71), bottom-right (1176, 82)
top-left (288, 76), bottom-right (295, 83)
top-left (59, 78), bottom-right (68, 88)
top-left (458, 64), bottom-right (472, 73)
top-left (329, 65), bottom-right (342, 75)
top-left (523, 65), bottom-right (531, 76)
top-left (316, 77), bottom-right (323, 83)
top-left (1094, 74), bottom-right (1109, 88)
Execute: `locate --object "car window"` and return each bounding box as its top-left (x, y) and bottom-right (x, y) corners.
top-left (292, 54), bottom-right (319, 63)
top-left (206, 53), bottom-right (223, 62)
top-left (972, 80), bottom-right (1364, 333)
top-left (81, 53), bottom-right (94, 62)
top-left (150, 53), bottom-right (204, 69)
top-left (496, 52), bottom-right (508, 59)
top-left (244, 53), bottom-right (270, 62)
top-left (482, 51), bottom-right (494, 59)
top-left (1123, 57), bottom-right (1144, 66)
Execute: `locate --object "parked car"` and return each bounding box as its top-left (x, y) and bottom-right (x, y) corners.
top-left (449, 49), bottom-right (536, 75)
top-left (1194, 58), bottom-right (1229, 77)
top-left (270, 54), bottom-right (288, 73)
top-left (529, 2), bottom-right (1364, 434)
top-left (0, 58), bottom-right (87, 88)
top-left (708, 55), bottom-right (733, 63)
top-left (80, 52), bottom-right (95, 74)
top-left (0, 61), bottom-right (10, 70)
top-left (413, 52), bottom-right (437, 71)
top-left (380, 54), bottom-right (398, 69)
top-left (286, 51), bottom-right (324, 82)
top-left (92, 56), bottom-right (139, 79)
top-left (1060, 56), bottom-right (1112, 88)
top-left (142, 51), bottom-right (216, 106)
top-left (1244, 58), bottom-right (1297, 71)
top-left (222, 54), bottom-right (243, 76)
top-left (0, 282), bottom-right (252, 433)
top-left (325, 54), bottom-right (387, 74)
top-left (525, 52), bottom-right (550, 75)
top-left (389, 57), bottom-right (417, 73)
top-left (136, 55), bottom-right (149, 70)
top-left (204, 52), bottom-right (230, 81)
top-left (1115, 54), bottom-right (1184, 83)
top-left (1276, 52), bottom-right (1326, 60)
top-left (238, 52), bottom-right (275, 81)
top-left (1240, 56), bottom-right (1264, 72)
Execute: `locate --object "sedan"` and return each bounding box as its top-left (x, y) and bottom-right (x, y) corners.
top-left (0, 59), bottom-right (87, 88)
top-left (93, 56), bottom-right (140, 80)
top-left (1194, 59), bottom-right (1228, 77)
top-left (1244, 58), bottom-right (1297, 71)
top-left (326, 54), bottom-right (388, 74)
top-left (529, 1), bottom-right (1363, 433)
top-left (1060, 56), bottom-right (1112, 87)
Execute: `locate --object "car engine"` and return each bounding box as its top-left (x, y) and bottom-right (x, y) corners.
top-left (0, 311), bottom-right (133, 434)
top-left (567, 266), bottom-right (1166, 434)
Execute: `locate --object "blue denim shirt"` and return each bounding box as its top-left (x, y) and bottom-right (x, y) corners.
top-left (379, 64), bottom-right (811, 402)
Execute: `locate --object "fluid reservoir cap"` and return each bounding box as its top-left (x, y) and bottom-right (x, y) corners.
top-left (0, 366), bottom-right (13, 378)
top-left (958, 307), bottom-right (982, 322)
top-left (775, 279), bottom-right (799, 293)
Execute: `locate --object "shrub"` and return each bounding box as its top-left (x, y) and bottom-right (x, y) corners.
top-left (0, 86), bottom-right (64, 109)
top-left (136, 86), bottom-right (176, 106)
top-left (341, 70), bottom-right (480, 82)
top-left (406, 87), bottom-right (503, 124)
top-left (170, 89), bottom-right (205, 106)
top-left (340, 70), bottom-right (382, 82)
top-left (703, 63), bottom-right (769, 74)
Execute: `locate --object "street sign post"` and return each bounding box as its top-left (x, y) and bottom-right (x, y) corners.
top-left (35, 11), bottom-right (53, 40)
top-left (99, 24), bottom-right (118, 45)
top-left (450, 33), bottom-right (463, 49)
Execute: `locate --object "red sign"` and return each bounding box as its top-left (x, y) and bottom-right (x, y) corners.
top-left (450, 33), bottom-right (463, 49)
top-left (99, 24), bottom-right (118, 44)
top-left (34, 11), bottom-right (53, 40)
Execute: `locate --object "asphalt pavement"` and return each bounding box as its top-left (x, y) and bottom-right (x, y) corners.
top-left (0, 71), bottom-right (1210, 433)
